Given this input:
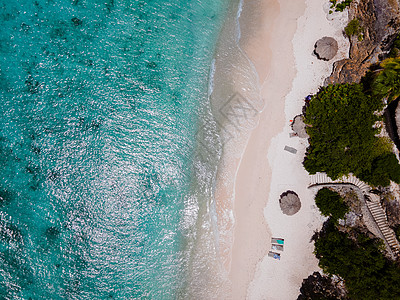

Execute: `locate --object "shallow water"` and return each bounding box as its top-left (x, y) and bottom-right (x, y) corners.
top-left (0, 0), bottom-right (229, 298)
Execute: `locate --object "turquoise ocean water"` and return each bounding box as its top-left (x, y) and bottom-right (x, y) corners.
top-left (0, 0), bottom-right (231, 298)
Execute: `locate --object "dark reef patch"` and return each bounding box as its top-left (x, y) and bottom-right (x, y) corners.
top-left (0, 220), bottom-right (22, 243)
top-left (71, 17), bottom-right (83, 27)
top-left (45, 226), bottom-right (60, 243)
top-left (0, 189), bottom-right (14, 206)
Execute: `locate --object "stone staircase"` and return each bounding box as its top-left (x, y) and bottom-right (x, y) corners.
top-left (309, 172), bottom-right (370, 192)
top-left (365, 197), bottom-right (400, 257)
top-left (309, 172), bottom-right (400, 259)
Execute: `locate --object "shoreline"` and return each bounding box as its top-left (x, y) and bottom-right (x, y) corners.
top-left (209, 0), bottom-right (265, 274)
top-left (228, 0), bottom-right (306, 299)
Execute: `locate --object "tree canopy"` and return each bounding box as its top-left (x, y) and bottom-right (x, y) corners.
top-left (372, 58), bottom-right (400, 102)
top-left (314, 221), bottom-right (400, 300)
top-left (303, 83), bottom-right (400, 186)
top-left (315, 188), bottom-right (348, 222)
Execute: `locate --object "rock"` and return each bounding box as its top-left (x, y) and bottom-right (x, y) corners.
top-left (314, 37), bottom-right (339, 61)
top-left (394, 99), bottom-right (400, 145)
top-left (382, 197), bottom-right (400, 227)
top-left (297, 272), bottom-right (348, 300)
top-left (326, 0), bottom-right (400, 84)
top-left (279, 191), bottom-right (301, 216)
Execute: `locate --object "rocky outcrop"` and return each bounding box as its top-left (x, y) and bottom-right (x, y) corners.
top-left (384, 98), bottom-right (400, 151)
top-left (326, 0), bottom-right (400, 84)
top-left (394, 99), bottom-right (400, 148)
top-left (297, 272), bottom-right (348, 300)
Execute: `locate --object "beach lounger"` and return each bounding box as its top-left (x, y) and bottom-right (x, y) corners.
top-left (271, 244), bottom-right (284, 251)
top-left (268, 251), bottom-right (281, 260)
top-left (271, 237), bottom-right (284, 245)
top-left (284, 145), bottom-right (297, 154)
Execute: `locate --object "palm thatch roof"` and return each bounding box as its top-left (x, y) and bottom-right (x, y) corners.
top-left (314, 37), bottom-right (338, 61)
top-left (279, 190), bottom-right (301, 216)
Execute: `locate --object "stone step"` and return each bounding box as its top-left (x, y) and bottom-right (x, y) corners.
top-left (368, 207), bottom-right (382, 213)
top-left (369, 208), bottom-right (383, 214)
top-left (368, 204), bottom-right (382, 209)
top-left (382, 232), bottom-right (393, 238)
top-left (378, 224), bottom-right (388, 230)
top-left (371, 213), bottom-right (386, 220)
top-left (375, 218), bottom-right (386, 224)
top-left (378, 220), bottom-right (388, 225)
top-left (382, 226), bottom-right (393, 231)
top-left (375, 216), bottom-right (387, 222)
top-left (368, 205), bottom-right (384, 213)
top-left (367, 204), bottom-right (381, 209)
top-left (383, 231), bottom-right (394, 237)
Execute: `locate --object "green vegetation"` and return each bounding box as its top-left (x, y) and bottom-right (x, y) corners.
top-left (389, 34), bottom-right (400, 58)
top-left (304, 29), bottom-right (400, 300)
top-left (303, 83), bottom-right (400, 186)
top-left (329, 0), bottom-right (352, 12)
top-left (372, 58), bottom-right (400, 102)
top-left (314, 220), bottom-right (400, 299)
top-left (360, 153), bottom-right (400, 186)
top-left (344, 18), bottom-right (363, 41)
top-left (396, 226), bottom-right (400, 240)
top-left (390, 38), bottom-right (400, 57)
top-left (315, 188), bottom-right (348, 222)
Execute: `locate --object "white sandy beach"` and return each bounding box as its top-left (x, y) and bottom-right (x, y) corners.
top-left (226, 0), bottom-right (351, 299)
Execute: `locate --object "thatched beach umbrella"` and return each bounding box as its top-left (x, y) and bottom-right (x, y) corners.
top-left (292, 115), bottom-right (308, 138)
top-left (314, 37), bottom-right (338, 61)
top-left (279, 191), bottom-right (301, 216)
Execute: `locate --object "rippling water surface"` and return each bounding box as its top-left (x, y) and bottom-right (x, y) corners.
top-left (0, 0), bottom-right (229, 298)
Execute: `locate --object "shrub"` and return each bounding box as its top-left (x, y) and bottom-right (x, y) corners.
top-left (360, 153), bottom-right (400, 186)
top-left (345, 18), bottom-right (362, 37)
top-left (395, 226), bottom-right (400, 240)
top-left (315, 188), bottom-right (348, 221)
top-left (336, 0), bottom-right (352, 11)
top-left (372, 58), bottom-right (400, 102)
top-left (389, 34), bottom-right (400, 58)
top-left (330, 0), bottom-right (352, 12)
